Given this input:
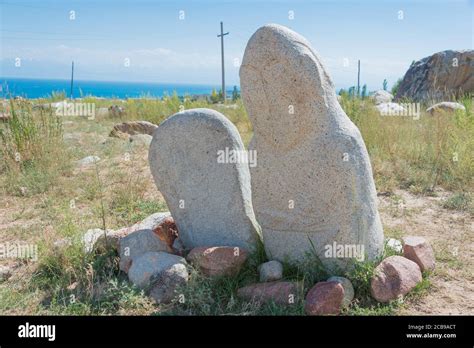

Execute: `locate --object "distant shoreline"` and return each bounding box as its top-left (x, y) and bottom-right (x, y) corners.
top-left (0, 77), bottom-right (232, 99)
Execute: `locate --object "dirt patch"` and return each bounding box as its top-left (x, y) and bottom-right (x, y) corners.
top-left (378, 188), bottom-right (474, 314)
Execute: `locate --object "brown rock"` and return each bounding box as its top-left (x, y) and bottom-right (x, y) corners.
top-left (305, 281), bottom-right (344, 315)
top-left (371, 255), bottom-right (422, 303)
top-left (395, 50), bottom-right (474, 101)
top-left (108, 105), bottom-right (126, 118)
top-left (109, 120), bottom-right (158, 139)
top-left (153, 216), bottom-right (179, 251)
top-left (237, 281), bottom-right (297, 305)
top-left (187, 246), bottom-right (248, 277)
top-left (402, 236), bottom-right (435, 272)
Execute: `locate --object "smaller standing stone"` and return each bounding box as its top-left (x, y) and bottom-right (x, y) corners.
top-left (327, 276), bottom-right (354, 308)
top-left (187, 246), bottom-right (248, 277)
top-left (305, 281), bottom-right (345, 315)
top-left (148, 108), bottom-right (261, 251)
top-left (149, 263), bottom-right (188, 304)
top-left (370, 255), bottom-right (422, 303)
top-left (128, 251), bottom-right (186, 289)
top-left (402, 236), bottom-right (436, 272)
top-left (237, 281), bottom-right (297, 305)
top-left (258, 260), bottom-right (283, 282)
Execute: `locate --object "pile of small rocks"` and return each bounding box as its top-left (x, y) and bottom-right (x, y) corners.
top-left (74, 210), bottom-right (434, 313)
top-left (370, 236), bottom-right (435, 303)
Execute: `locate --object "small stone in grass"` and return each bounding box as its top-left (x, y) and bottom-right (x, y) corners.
top-left (327, 276), bottom-right (354, 308)
top-left (305, 281), bottom-right (344, 315)
top-left (258, 260), bottom-right (283, 282)
top-left (370, 255), bottom-right (422, 303)
top-left (149, 263), bottom-right (188, 304)
top-left (187, 246), bottom-right (248, 277)
top-left (402, 236), bottom-right (435, 272)
top-left (237, 281), bottom-right (297, 305)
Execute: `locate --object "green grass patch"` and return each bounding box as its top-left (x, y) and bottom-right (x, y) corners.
top-left (441, 192), bottom-right (473, 213)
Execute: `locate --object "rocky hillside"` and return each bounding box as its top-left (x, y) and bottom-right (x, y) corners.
top-left (396, 50), bottom-right (474, 102)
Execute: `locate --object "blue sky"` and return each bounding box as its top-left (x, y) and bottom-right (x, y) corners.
top-left (1, 0), bottom-right (472, 90)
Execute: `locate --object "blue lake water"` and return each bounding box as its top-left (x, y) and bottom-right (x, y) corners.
top-left (0, 78), bottom-right (226, 99)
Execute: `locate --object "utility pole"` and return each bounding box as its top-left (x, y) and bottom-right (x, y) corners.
top-left (70, 61), bottom-right (74, 100)
top-left (357, 59), bottom-right (360, 97)
top-left (217, 21), bottom-right (229, 103)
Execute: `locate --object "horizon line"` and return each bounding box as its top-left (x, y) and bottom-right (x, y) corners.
top-left (0, 76), bottom-right (232, 87)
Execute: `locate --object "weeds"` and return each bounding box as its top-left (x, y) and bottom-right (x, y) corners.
top-left (441, 192), bottom-right (473, 213)
top-left (0, 98), bottom-right (70, 195)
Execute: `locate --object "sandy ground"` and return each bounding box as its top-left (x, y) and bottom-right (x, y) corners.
top-left (378, 189), bottom-right (473, 314)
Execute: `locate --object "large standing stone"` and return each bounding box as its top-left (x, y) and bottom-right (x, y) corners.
top-left (240, 24), bottom-right (384, 270)
top-left (149, 108), bottom-right (261, 250)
